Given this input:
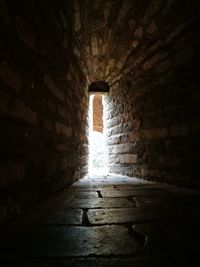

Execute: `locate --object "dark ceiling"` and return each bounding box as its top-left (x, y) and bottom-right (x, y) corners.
top-left (62, 0), bottom-right (198, 86)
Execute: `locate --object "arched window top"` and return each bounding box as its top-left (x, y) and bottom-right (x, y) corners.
top-left (89, 81), bottom-right (109, 93)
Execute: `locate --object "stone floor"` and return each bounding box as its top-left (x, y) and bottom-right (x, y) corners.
top-left (0, 174), bottom-right (200, 266)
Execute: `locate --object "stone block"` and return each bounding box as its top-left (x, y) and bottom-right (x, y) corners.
top-left (142, 128), bottom-right (168, 140)
top-left (131, 39), bottom-right (140, 48)
top-left (147, 20), bottom-right (157, 34)
top-left (51, 197), bottom-right (134, 209)
top-left (149, 169), bottom-right (162, 178)
top-left (119, 154), bottom-right (138, 164)
top-left (143, 114), bottom-right (162, 128)
top-left (57, 105), bottom-right (68, 120)
top-left (44, 75), bottom-right (64, 101)
top-left (133, 26), bottom-right (143, 38)
top-left (156, 59), bottom-right (171, 73)
top-left (74, 3), bottom-right (81, 32)
top-left (14, 209), bottom-right (83, 225)
top-left (40, 117), bottom-right (53, 131)
top-left (101, 189), bottom-right (156, 198)
top-left (143, 52), bottom-right (168, 70)
top-left (169, 124), bottom-right (189, 137)
top-left (87, 206), bottom-right (175, 225)
top-left (0, 91), bottom-right (37, 124)
top-left (56, 143), bottom-right (69, 152)
top-left (16, 16), bottom-right (36, 50)
top-left (117, 0), bottom-right (132, 24)
top-left (0, 63), bottom-right (22, 93)
top-left (129, 131), bottom-right (142, 142)
top-left (55, 122), bottom-right (72, 137)
top-left (159, 156), bottom-right (182, 167)
top-left (0, 161), bottom-right (25, 188)
top-left (0, 225), bottom-right (142, 257)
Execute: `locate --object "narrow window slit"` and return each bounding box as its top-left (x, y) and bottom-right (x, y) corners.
top-left (88, 94), bottom-right (107, 175)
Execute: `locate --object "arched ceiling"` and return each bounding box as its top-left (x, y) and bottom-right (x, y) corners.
top-left (62, 0), bottom-right (196, 86)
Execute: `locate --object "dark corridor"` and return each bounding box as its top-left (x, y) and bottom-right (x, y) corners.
top-left (0, 0), bottom-right (200, 266)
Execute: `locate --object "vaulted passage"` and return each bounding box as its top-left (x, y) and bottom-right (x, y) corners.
top-left (0, 0), bottom-right (200, 265)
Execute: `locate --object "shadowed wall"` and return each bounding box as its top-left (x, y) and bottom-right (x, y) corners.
top-left (0, 0), bottom-right (199, 224)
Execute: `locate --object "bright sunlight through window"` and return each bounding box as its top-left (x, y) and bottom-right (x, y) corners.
top-left (88, 94), bottom-right (107, 175)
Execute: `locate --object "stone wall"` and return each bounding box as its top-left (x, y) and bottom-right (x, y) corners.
top-left (0, 1), bottom-right (88, 224)
top-left (0, 0), bottom-right (200, 224)
top-left (105, 16), bottom-right (200, 187)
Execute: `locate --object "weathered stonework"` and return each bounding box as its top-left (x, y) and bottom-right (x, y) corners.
top-left (104, 0), bottom-right (199, 186)
top-left (105, 26), bottom-right (199, 186)
top-left (0, 1), bottom-right (89, 224)
top-left (0, 0), bottom-right (199, 225)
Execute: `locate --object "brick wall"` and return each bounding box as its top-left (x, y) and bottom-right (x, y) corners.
top-left (0, 0), bottom-right (199, 224)
top-left (0, 1), bottom-right (88, 224)
top-left (105, 16), bottom-right (200, 188)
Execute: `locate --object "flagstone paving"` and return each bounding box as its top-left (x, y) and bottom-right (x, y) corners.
top-left (0, 174), bottom-right (200, 266)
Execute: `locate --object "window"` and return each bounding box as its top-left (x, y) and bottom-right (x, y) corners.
top-left (88, 94), bottom-right (107, 175)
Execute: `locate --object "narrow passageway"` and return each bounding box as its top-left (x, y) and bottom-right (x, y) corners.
top-left (0, 174), bottom-right (200, 266)
top-left (0, 1), bottom-right (199, 266)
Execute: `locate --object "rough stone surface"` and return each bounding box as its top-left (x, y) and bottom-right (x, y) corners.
top-left (0, 175), bottom-right (199, 266)
top-left (0, 225), bottom-right (142, 258)
top-left (0, 1), bottom-right (89, 224)
top-left (0, 0), bottom-right (199, 227)
top-left (40, 197), bottom-right (134, 209)
top-left (101, 189), bottom-right (160, 198)
top-left (13, 209), bottom-right (83, 225)
top-left (87, 205), bottom-right (198, 225)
